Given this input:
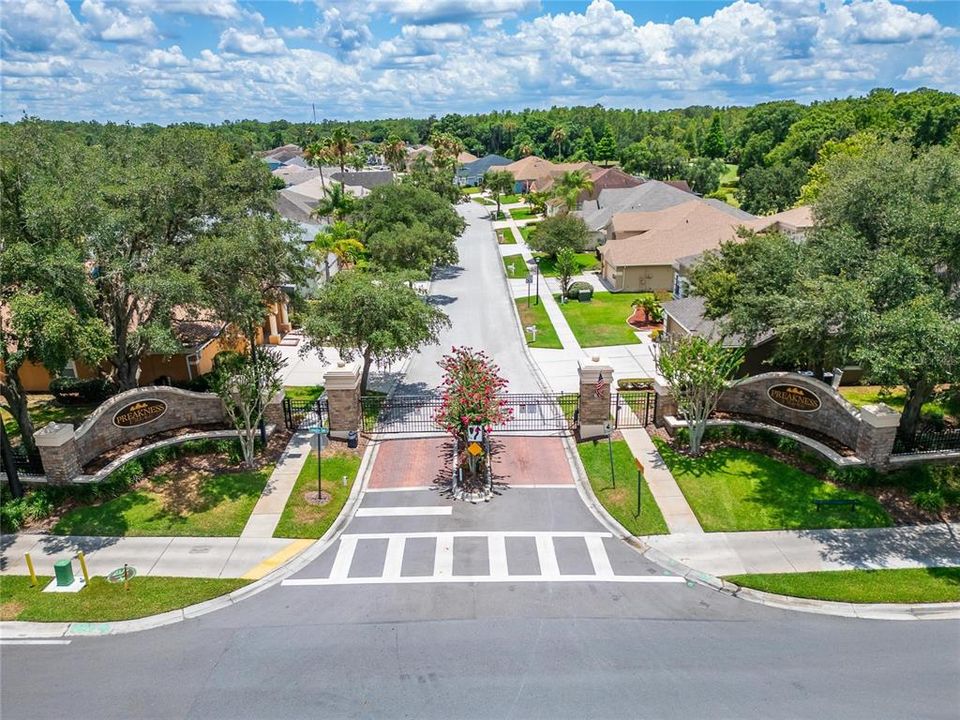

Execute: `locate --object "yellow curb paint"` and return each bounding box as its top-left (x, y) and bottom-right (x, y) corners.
top-left (241, 539), bottom-right (314, 580)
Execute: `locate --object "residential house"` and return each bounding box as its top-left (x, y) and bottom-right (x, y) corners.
top-left (486, 156), bottom-right (600, 194)
top-left (329, 170), bottom-right (394, 191)
top-left (455, 154), bottom-right (512, 186)
top-left (598, 201), bottom-right (752, 292)
top-left (542, 166), bottom-right (643, 216)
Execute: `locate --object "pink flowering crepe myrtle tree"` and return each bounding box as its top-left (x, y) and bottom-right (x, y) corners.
top-left (435, 347), bottom-right (512, 490)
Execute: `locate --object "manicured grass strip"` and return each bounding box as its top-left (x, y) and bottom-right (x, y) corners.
top-left (0, 575), bottom-right (250, 622)
top-left (726, 567), bottom-right (960, 604)
top-left (518, 225), bottom-right (534, 243)
top-left (474, 196), bottom-right (496, 206)
top-left (578, 439), bottom-right (668, 536)
top-left (535, 252), bottom-right (598, 277)
top-left (838, 385), bottom-right (958, 420)
top-left (52, 467), bottom-right (272, 537)
top-left (503, 254), bottom-right (530, 279)
top-left (654, 439), bottom-right (891, 532)
top-left (274, 450), bottom-right (361, 538)
top-left (501, 193), bottom-right (522, 204)
top-left (509, 207), bottom-right (538, 221)
top-left (462, 186), bottom-right (482, 194)
top-left (514, 299), bottom-right (563, 349)
top-left (285, 385), bottom-right (325, 403)
top-left (497, 229), bottom-right (517, 244)
top-left (555, 291), bottom-right (651, 347)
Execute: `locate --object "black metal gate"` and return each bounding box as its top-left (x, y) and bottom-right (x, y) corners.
top-left (360, 393), bottom-right (579, 434)
top-left (282, 396), bottom-right (328, 431)
top-left (612, 391), bottom-right (655, 428)
top-left (893, 425), bottom-right (960, 455)
top-left (9, 445), bottom-right (44, 476)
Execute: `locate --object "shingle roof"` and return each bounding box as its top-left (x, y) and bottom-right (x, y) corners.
top-left (456, 154), bottom-right (513, 180)
top-left (578, 180), bottom-right (701, 232)
top-left (330, 170), bottom-right (394, 190)
top-left (746, 205), bottom-right (814, 231)
top-left (662, 295), bottom-right (775, 348)
top-left (600, 201), bottom-right (750, 267)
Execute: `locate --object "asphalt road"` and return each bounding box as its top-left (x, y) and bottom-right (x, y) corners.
top-left (2, 201), bottom-right (958, 720)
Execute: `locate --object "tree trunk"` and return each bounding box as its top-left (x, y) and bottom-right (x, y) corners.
top-left (899, 380), bottom-right (931, 439)
top-left (1, 373), bottom-right (36, 456)
top-left (360, 347), bottom-right (373, 396)
top-left (113, 352), bottom-right (141, 391)
top-left (496, 195), bottom-right (502, 219)
top-left (689, 421), bottom-right (706, 456)
top-left (1, 420), bottom-right (24, 498)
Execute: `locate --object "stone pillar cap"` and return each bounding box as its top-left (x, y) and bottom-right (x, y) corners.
top-left (860, 403), bottom-right (902, 428)
top-left (34, 422), bottom-right (76, 447)
top-left (324, 359), bottom-right (362, 391)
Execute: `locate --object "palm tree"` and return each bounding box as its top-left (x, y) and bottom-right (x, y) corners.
top-left (380, 135), bottom-right (407, 172)
top-left (304, 138), bottom-right (331, 196)
top-left (311, 221), bottom-right (365, 280)
top-left (312, 181), bottom-right (358, 223)
top-left (518, 140), bottom-right (534, 157)
top-left (555, 169), bottom-right (594, 211)
top-left (430, 132), bottom-right (465, 171)
top-left (328, 126), bottom-right (355, 174)
top-left (503, 118), bottom-right (518, 147)
top-left (550, 125), bottom-right (568, 160)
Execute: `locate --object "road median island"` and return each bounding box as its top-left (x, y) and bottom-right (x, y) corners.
top-left (514, 299), bottom-right (563, 349)
top-left (0, 575), bottom-right (250, 623)
top-left (726, 567), bottom-right (960, 604)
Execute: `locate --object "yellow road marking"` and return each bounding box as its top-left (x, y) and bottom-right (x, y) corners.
top-left (241, 539), bottom-right (314, 580)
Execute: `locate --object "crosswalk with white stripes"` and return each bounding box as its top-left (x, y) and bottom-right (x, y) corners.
top-left (283, 531), bottom-right (685, 586)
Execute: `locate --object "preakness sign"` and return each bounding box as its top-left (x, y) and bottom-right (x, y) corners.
top-left (112, 399), bottom-right (168, 428)
top-left (767, 384), bottom-right (822, 413)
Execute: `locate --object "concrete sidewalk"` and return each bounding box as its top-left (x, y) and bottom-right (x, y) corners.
top-left (643, 523), bottom-right (960, 576)
top-left (241, 431), bottom-right (314, 538)
top-left (0, 533), bottom-right (312, 580)
top-left (621, 428), bottom-right (703, 534)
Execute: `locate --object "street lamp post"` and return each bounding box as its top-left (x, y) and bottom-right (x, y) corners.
top-left (309, 403), bottom-right (328, 498)
top-left (534, 256), bottom-right (541, 306)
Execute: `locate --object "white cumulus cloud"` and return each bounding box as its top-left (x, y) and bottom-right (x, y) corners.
top-left (218, 27), bottom-right (288, 56)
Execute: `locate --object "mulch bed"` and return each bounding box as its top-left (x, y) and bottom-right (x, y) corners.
top-left (710, 411), bottom-right (857, 456)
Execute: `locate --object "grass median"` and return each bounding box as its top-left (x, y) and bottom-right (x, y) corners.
top-left (578, 439), bottom-right (668, 536)
top-left (654, 440), bottom-right (891, 532)
top-left (514, 298), bottom-right (562, 349)
top-left (0, 575), bottom-right (250, 622)
top-left (727, 567), bottom-right (960, 604)
top-left (273, 448), bottom-right (361, 538)
top-left (503, 254), bottom-right (530, 279)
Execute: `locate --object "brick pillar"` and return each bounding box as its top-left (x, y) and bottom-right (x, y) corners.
top-left (856, 403), bottom-right (901, 468)
top-left (263, 390), bottom-right (285, 431)
top-left (653, 379), bottom-right (677, 428)
top-left (578, 356), bottom-right (613, 439)
top-left (34, 423), bottom-right (81, 485)
top-left (324, 361), bottom-right (362, 440)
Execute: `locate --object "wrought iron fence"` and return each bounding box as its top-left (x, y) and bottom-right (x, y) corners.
top-left (612, 391), bottom-right (655, 428)
top-left (893, 425), bottom-right (960, 455)
top-left (282, 396), bottom-right (328, 431)
top-left (7, 445), bottom-right (45, 476)
top-left (360, 393), bottom-right (579, 434)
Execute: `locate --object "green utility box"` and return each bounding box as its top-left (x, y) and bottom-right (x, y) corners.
top-left (54, 559), bottom-right (75, 586)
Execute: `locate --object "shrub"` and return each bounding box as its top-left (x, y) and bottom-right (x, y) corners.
top-left (566, 281), bottom-right (593, 300)
top-left (172, 375), bottom-right (213, 393)
top-left (913, 489), bottom-right (946, 513)
top-left (49, 377), bottom-right (116, 404)
top-left (921, 407), bottom-right (946, 430)
top-left (777, 436), bottom-right (800, 454)
top-left (649, 328), bottom-right (662, 342)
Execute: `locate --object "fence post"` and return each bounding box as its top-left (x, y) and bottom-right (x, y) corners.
top-left (577, 355), bottom-right (614, 440)
top-left (33, 423), bottom-right (81, 485)
top-left (652, 379), bottom-right (676, 429)
top-left (324, 361), bottom-right (362, 440)
top-left (856, 404), bottom-right (901, 469)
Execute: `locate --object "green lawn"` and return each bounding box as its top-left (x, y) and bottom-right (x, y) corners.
top-left (578, 440), bottom-right (669, 536)
top-left (0, 575), bottom-right (249, 622)
top-left (535, 252), bottom-right (598, 277)
top-left (474, 196), bottom-right (496, 206)
top-left (727, 567), bottom-right (960, 604)
top-left (503, 254), bottom-right (530, 279)
top-left (519, 225), bottom-right (535, 243)
top-left (284, 385), bottom-right (325, 403)
top-left (52, 467), bottom-right (271, 537)
top-left (555, 291), bottom-right (651, 347)
top-left (462, 186), bottom-right (482, 194)
top-left (509, 207), bottom-right (538, 221)
top-left (839, 385), bottom-right (958, 420)
top-left (655, 440), bottom-right (891, 532)
top-left (497, 229), bottom-right (517, 245)
top-left (2, 395), bottom-right (99, 439)
top-left (274, 449), bottom-right (361, 538)
top-left (501, 193), bottom-right (522, 204)
top-left (515, 299), bottom-right (563, 349)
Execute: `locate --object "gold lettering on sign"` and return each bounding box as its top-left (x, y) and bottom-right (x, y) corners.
top-left (767, 384), bottom-right (821, 413)
top-left (112, 399), bottom-right (168, 428)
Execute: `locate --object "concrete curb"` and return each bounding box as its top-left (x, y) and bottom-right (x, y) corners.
top-left (0, 437), bottom-right (380, 639)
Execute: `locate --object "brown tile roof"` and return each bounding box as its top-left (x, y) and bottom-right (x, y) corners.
top-left (600, 201), bottom-right (749, 268)
top-left (746, 205), bottom-right (814, 232)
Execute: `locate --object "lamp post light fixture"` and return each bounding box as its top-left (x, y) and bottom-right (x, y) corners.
top-left (534, 256), bottom-right (541, 306)
top-left (308, 405), bottom-right (329, 498)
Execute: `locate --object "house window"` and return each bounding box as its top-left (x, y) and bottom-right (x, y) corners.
top-left (61, 360), bottom-right (78, 379)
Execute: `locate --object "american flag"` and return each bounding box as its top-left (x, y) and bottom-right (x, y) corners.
top-left (594, 371), bottom-right (606, 399)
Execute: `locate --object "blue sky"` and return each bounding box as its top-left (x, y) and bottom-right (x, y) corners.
top-left (2, 1), bottom-right (958, 124)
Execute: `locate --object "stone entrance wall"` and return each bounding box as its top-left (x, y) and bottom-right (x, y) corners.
top-left (656, 371), bottom-right (903, 469)
top-left (33, 386), bottom-right (284, 484)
